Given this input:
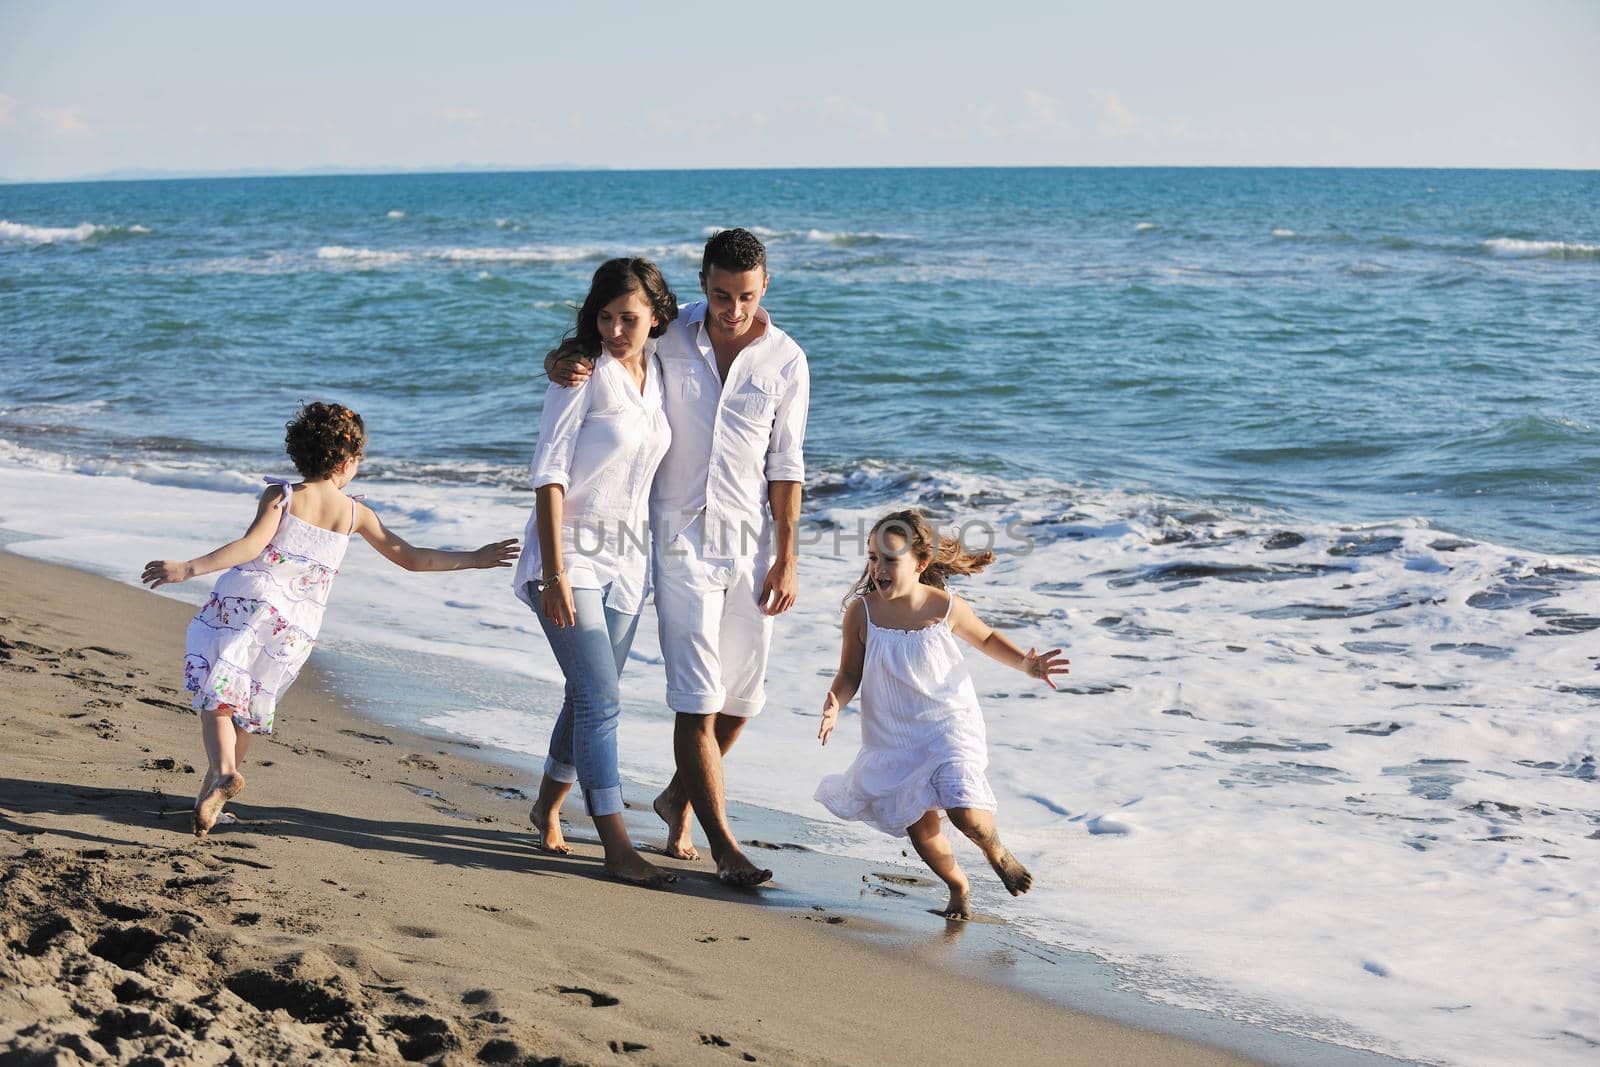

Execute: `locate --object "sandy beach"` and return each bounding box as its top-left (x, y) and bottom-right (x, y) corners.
top-left (0, 550), bottom-right (1282, 1066)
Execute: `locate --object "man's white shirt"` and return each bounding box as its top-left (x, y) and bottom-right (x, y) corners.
top-left (650, 300), bottom-right (809, 559)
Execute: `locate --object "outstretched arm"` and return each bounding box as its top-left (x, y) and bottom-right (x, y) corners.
top-left (141, 486), bottom-right (286, 588)
top-left (819, 598), bottom-right (868, 745)
top-left (352, 504), bottom-right (519, 572)
top-left (947, 595), bottom-right (1070, 689)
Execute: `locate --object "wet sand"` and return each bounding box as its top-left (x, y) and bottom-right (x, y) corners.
top-left (0, 550), bottom-right (1301, 1065)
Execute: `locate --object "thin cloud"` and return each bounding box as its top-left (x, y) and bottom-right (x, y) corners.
top-left (436, 106), bottom-right (485, 126)
top-left (0, 94), bottom-right (17, 128)
top-left (1089, 88), bottom-right (1136, 135)
top-left (816, 96), bottom-right (890, 141)
top-left (36, 104), bottom-right (92, 136)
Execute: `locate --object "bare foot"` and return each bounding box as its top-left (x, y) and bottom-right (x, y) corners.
top-left (989, 848), bottom-right (1033, 896)
top-left (715, 848), bottom-right (773, 888)
top-left (941, 886), bottom-right (972, 921)
top-left (605, 851), bottom-right (678, 889)
top-left (529, 806), bottom-right (572, 855)
top-left (194, 772), bottom-right (245, 838)
top-left (652, 788), bottom-right (699, 861)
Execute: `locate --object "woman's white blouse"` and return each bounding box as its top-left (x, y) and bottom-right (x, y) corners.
top-left (513, 345), bottom-right (671, 615)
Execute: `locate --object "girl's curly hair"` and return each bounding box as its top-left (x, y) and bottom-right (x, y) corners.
top-left (284, 402), bottom-right (366, 480)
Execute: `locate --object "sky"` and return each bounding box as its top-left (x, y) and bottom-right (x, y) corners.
top-left (1, 0), bottom-right (1597, 181)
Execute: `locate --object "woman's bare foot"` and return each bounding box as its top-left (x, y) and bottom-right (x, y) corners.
top-left (714, 847), bottom-right (773, 888)
top-left (988, 848), bottom-right (1033, 896)
top-left (528, 805), bottom-right (572, 855)
top-left (194, 772), bottom-right (245, 838)
top-left (605, 850), bottom-right (678, 889)
top-left (652, 788), bottom-right (699, 861)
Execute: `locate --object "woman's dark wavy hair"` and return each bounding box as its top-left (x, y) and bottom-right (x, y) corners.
top-left (570, 258), bottom-right (677, 357)
top-left (285, 402), bottom-right (366, 480)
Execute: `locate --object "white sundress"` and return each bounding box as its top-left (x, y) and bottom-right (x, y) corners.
top-left (182, 478), bottom-right (356, 734)
top-left (815, 592), bottom-right (998, 837)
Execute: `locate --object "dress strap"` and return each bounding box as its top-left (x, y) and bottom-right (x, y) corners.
top-left (345, 494), bottom-right (364, 536)
top-left (859, 594), bottom-right (875, 628)
top-left (263, 476), bottom-right (293, 509)
top-left (940, 590), bottom-right (956, 623)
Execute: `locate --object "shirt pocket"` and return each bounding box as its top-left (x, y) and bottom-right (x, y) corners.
top-left (729, 374), bottom-right (784, 421)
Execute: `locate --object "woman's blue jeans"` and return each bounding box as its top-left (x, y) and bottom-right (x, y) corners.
top-left (529, 582), bottom-right (639, 818)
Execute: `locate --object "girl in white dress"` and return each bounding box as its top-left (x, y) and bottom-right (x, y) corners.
top-left (142, 402), bottom-right (518, 837)
top-left (816, 509), bottom-right (1069, 920)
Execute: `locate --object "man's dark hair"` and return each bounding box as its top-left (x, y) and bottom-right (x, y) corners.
top-left (701, 227), bottom-right (767, 278)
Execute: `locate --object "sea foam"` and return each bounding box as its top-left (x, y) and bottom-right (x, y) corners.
top-left (2, 447), bottom-right (1595, 1066)
top-left (0, 219), bottom-right (147, 244)
top-left (1483, 237), bottom-right (1600, 259)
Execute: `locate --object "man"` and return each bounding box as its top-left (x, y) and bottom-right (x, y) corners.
top-left (547, 228), bottom-right (809, 885)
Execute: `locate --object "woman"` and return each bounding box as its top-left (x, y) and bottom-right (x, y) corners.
top-left (513, 258), bottom-right (676, 887)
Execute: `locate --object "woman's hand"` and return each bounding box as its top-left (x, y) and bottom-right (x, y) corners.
top-left (141, 560), bottom-right (192, 589)
top-left (1022, 647), bottom-right (1071, 690)
top-left (471, 539), bottom-right (521, 569)
top-left (541, 575), bottom-right (576, 629)
top-left (818, 691), bottom-right (841, 745)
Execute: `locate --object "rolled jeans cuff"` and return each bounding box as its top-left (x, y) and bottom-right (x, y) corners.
top-left (544, 756), bottom-right (577, 784)
top-left (584, 784), bottom-right (624, 818)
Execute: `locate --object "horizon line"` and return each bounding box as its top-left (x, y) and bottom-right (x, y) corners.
top-left (5, 161), bottom-right (1599, 186)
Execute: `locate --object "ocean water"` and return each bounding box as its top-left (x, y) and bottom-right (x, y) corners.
top-left (2, 168), bottom-right (1598, 1065)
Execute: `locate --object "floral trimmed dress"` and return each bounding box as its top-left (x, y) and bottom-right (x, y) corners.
top-left (182, 479), bottom-right (356, 734)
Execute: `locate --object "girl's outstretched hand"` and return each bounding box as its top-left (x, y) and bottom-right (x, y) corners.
top-left (471, 539), bottom-right (521, 569)
top-left (141, 560), bottom-right (192, 589)
top-left (818, 691), bottom-right (841, 745)
top-left (1023, 647), bottom-right (1071, 690)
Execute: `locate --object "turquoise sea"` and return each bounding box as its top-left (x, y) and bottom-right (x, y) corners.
top-left (2, 167), bottom-right (1597, 553)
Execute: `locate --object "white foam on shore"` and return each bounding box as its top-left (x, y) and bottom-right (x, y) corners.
top-left (2, 450), bottom-right (1596, 1066)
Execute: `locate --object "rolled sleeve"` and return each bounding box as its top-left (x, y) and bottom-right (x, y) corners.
top-left (529, 379), bottom-right (592, 490)
top-left (764, 354), bottom-right (809, 484)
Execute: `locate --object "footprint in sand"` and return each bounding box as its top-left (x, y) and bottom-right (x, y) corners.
top-left (557, 986), bottom-right (619, 1007)
top-left (394, 925), bottom-right (441, 940)
top-left (339, 729), bottom-right (394, 745)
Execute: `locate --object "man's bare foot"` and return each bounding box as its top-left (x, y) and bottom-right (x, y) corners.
top-left (194, 772), bottom-right (245, 838)
top-left (714, 848), bottom-right (773, 888)
top-left (988, 848), bottom-right (1033, 896)
top-left (652, 789), bottom-right (699, 861)
top-left (528, 805), bottom-right (572, 855)
top-left (605, 851), bottom-right (678, 889)
top-left (941, 886), bottom-right (973, 921)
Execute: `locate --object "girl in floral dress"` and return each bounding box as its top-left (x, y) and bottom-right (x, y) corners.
top-left (142, 402), bottom-right (518, 837)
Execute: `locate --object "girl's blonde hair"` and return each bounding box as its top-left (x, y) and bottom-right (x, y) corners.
top-left (844, 509), bottom-right (995, 608)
